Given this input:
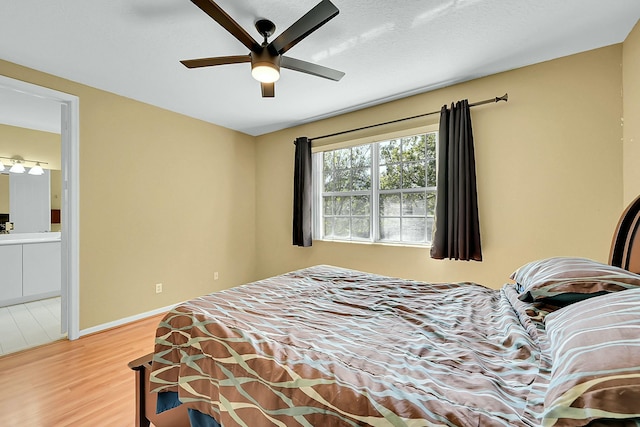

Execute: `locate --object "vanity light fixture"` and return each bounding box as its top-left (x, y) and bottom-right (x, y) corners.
top-left (0, 156), bottom-right (49, 175)
top-left (9, 160), bottom-right (25, 174)
top-left (28, 162), bottom-right (45, 176)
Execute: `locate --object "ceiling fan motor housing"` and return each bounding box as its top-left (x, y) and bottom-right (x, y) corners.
top-left (255, 19), bottom-right (276, 41)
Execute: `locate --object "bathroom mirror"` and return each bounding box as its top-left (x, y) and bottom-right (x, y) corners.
top-left (0, 86), bottom-right (62, 233)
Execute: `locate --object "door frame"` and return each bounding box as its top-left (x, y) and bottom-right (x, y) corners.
top-left (0, 74), bottom-right (80, 340)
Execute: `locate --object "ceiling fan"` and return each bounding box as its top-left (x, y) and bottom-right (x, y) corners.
top-left (181, 0), bottom-right (345, 97)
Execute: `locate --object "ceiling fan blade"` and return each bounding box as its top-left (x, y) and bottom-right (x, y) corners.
top-left (261, 82), bottom-right (275, 97)
top-left (281, 56), bottom-right (344, 81)
top-left (181, 55), bottom-right (251, 68)
top-left (190, 0), bottom-right (260, 52)
top-left (269, 0), bottom-right (339, 55)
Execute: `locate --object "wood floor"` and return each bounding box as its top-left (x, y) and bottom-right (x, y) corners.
top-left (0, 313), bottom-right (164, 427)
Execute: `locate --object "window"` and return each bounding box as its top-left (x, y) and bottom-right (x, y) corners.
top-left (313, 131), bottom-right (437, 245)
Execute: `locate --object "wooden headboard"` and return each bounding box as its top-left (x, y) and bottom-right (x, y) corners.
top-left (609, 195), bottom-right (640, 274)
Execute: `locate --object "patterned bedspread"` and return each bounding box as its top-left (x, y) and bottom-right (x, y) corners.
top-left (150, 265), bottom-right (552, 426)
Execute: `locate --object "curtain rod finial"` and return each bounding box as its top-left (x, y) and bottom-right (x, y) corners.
top-left (496, 93), bottom-right (508, 103)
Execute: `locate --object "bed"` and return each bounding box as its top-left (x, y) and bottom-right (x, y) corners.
top-left (130, 195), bottom-right (640, 427)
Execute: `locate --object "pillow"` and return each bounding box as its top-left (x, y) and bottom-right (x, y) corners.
top-left (510, 257), bottom-right (640, 304)
top-left (542, 288), bottom-right (640, 426)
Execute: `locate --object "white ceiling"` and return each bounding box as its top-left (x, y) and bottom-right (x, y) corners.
top-left (1, 0), bottom-right (640, 136)
top-left (0, 86), bottom-right (62, 134)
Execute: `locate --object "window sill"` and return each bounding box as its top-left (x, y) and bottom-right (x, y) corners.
top-left (315, 238), bottom-right (431, 249)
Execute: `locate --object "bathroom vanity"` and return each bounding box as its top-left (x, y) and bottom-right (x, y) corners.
top-left (0, 232), bottom-right (61, 307)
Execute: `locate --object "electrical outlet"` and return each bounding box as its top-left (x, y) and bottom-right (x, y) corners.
top-left (155, 283), bottom-right (163, 293)
top-left (214, 272), bottom-right (219, 280)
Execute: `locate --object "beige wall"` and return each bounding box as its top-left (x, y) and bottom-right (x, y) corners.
top-left (623, 20), bottom-right (640, 204)
top-left (0, 124), bottom-right (61, 169)
top-left (255, 45), bottom-right (625, 288)
top-left (0, 60), bottom-right (257, 329)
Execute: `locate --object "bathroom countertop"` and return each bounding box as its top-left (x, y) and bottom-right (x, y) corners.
top-left (0, 232), bottom-right (61, 245)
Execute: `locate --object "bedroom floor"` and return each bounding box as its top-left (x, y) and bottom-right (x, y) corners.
top-left (0, 312), bottom-right (161, 425)
top-left (0, 297), bottom-right (65, 356)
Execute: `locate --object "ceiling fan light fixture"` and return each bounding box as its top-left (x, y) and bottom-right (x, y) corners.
top-left (251, 49), bottom-right (281, 83)
top-left (252, 64), bottom-right (280, 83)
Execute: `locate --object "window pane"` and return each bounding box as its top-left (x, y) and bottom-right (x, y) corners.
top-left (334, 169), bottom-right (350, 192)
top-left (334, 218), bottom-right (350, 238)
top-left (402, 135), bottom-right (426, 162)
top-left (379, 193), bottom-right (400, 216)
top-left (323, 170), bottom-right (335, 192)
top-left (426, 133), bottom-right (436, 159)
top-left (379, 140), bottom-right (401, 164)
top-left (323, 151), bottom-right (333, 170)
top-left (352, 167), bottom-right (371, 190)
top-left (403, 193), bottom-right (426, 216)
top-left (334, 148), bottom-right (350, 169)
top-left (323, 196), bottom-right (333, 215)
top-left (379, 164), bottom-right (401, 190)
top-left (427, 192), bottom-right (436, 215)
top-left (352, 217), bottom-right (370, 239)
top-left (380, 218), bottom-right (401, 241)
top-left (351, 145), bottom-right (371, 167)
top-left (334, 196), bottom-right (350, 215)
top-left (426, 159), bottom-right (436, 187)
top-left (402, 162), bottom-right (426, 189)
top-left (352, 195), bottom-right (370, 215)
top-left (402, 218), bottom-right (426, 242)
top-left (427, 217), bottom-right (435, 242)
top-left (324, 217), bottom-right (334, 238)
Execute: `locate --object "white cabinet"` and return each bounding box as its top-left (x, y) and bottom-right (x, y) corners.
top-left (0, 239), bottom-right (61, 307)
top-left (23, 242), bottom-right (61, 296)
top-left (0, 245), bottom-right (23, 300)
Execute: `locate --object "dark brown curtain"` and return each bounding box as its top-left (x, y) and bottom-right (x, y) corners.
top-left (430, 100), bottom-right (482, 261)
top-left (293, 136), bottom-right (312, 247)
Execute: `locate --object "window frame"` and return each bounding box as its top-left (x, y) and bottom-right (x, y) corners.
top-left (312, 126), bottom-right (438, 247)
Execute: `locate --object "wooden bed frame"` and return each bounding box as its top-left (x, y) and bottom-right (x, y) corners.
top-left (609, 195), bottom-right (640, 274)
top-left (129, 194), bottom-right (640, 427)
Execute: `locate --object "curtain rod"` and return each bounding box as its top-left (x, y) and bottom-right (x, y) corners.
top-left (307, 93), bottom-right (508, 143)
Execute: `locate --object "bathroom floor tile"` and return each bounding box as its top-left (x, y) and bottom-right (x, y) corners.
top-left (0, 297), bottom-right (64, 356)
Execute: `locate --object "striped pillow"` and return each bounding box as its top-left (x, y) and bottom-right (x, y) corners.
top-left (542, 289), bottom-right (640, 426)
top-left (511, 257), bottom-right (640, 303)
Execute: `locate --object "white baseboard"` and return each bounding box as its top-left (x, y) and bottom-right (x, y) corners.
top-left (78, 304), bottom-right (176, 338)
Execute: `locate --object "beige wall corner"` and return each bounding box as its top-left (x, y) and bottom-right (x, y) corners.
top-left (255, 45), bottom-right (624, 288)
top-left (623, 19), bottom-right (640, 205)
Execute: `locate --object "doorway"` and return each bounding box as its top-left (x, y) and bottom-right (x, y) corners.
top-left (0, 74), bottom-right (79, 342)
